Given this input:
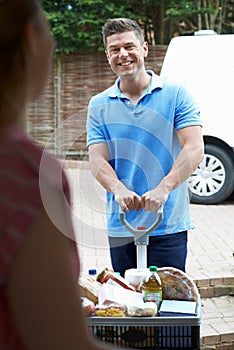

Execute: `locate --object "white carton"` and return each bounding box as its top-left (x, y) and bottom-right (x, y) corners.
top-left (98, 283), bottom-right (144, 307)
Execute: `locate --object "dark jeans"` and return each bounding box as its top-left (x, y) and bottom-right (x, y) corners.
top-left (108, 231), bottom-right (188, 277)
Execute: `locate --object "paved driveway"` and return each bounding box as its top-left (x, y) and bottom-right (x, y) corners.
top-left (65, 165), bottom-right (234, 280)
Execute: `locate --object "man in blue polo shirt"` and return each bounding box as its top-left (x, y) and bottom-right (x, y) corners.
top-left (86, 18), bottom-right (204, 277)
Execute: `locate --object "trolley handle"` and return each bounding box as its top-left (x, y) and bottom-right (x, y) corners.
top-left (119, 205), bottom-right (163, 245)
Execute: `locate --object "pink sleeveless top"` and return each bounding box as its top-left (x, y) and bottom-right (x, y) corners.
top-left (0, 127), bottom-right (79, 349)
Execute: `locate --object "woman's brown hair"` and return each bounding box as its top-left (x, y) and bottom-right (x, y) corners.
top-left (0, 0), bottom-right (41, 126)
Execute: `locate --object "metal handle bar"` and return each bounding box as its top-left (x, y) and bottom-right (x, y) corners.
top-left (119, 205), bottom-right (163, 246)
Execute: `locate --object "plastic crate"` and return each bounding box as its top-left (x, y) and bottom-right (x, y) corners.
top-left (88, 303), bottom-right (201, 349)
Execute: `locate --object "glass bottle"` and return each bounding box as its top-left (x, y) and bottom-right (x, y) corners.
top-left (97, 268), bottom-right (135, 291)
top-left (141, 266), bottom-right (162, 308)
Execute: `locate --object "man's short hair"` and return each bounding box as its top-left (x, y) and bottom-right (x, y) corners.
top-left (102, 18), bottom-right (145, 47)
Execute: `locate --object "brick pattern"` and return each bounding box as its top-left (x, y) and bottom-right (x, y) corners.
top-left (196, 277), bottom-right (234, 298)
top-left (198, 280), bottom-right (234, 349)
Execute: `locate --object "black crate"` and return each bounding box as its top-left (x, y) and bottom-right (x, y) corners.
top-left (88, 303), bottom-right (201, 349)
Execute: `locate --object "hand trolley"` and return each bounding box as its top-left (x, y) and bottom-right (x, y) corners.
top-left (88, 206), bottom-right (201, 349)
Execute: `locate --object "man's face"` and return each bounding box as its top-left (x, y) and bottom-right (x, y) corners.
top-left (105, 31), bottom-right (148, 79)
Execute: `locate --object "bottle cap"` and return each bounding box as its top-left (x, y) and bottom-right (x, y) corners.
top-left (149, 266), bottom-right (158, 272)
top-left (88, 268), bottom-right (97, 275)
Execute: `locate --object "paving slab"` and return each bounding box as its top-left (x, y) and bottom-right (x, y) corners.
top-left (64, 164), bottom-right (234, 281)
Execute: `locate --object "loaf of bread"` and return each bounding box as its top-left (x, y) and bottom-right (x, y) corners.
top-left (157, 267), bottom-right (199, 302)
top-left (78, 276), bottom-right (102, 305)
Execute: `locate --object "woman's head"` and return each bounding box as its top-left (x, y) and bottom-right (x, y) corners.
top-left (0, 0), bottom-right (54, 126)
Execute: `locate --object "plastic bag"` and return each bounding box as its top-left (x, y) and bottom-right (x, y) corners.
top-left (127, 302), bottom-right (158, 317)
top-left (95, 304), bottom-right (127, 317)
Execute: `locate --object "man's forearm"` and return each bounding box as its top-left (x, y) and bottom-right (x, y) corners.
top-left (163, 125), bottom-right (204, 193)
top-left (163, 142), bottom-right (204, 193)
top-left (89, 145), bottom-right (141, 211)
top-left (88, 143), bottom-right (121, 195)
top-left (90, 158), bottom-right (120, 195)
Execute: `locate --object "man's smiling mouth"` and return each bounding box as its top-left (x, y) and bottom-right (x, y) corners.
top-left (118, 61), bottom-right (133, 66)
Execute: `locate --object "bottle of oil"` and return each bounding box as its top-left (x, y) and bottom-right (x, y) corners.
top-left (141, 266), bottom-right (162, 308)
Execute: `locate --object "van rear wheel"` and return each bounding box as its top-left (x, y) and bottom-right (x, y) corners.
top-left (188, 144), bottom-right (234, 204)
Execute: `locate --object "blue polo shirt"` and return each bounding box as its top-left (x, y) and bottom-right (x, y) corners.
top-left (86, 71), bottom-right (201, 237)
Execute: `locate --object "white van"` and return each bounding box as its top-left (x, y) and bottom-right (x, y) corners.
top-left (160, 33), bottom-right (234, 204)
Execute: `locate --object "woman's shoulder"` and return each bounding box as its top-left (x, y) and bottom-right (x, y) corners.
top-left (0, 128), bottom-right (68, 191)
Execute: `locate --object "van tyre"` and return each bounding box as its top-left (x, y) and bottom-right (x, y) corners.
top-left (188, 143), bottom-right (234, 204)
